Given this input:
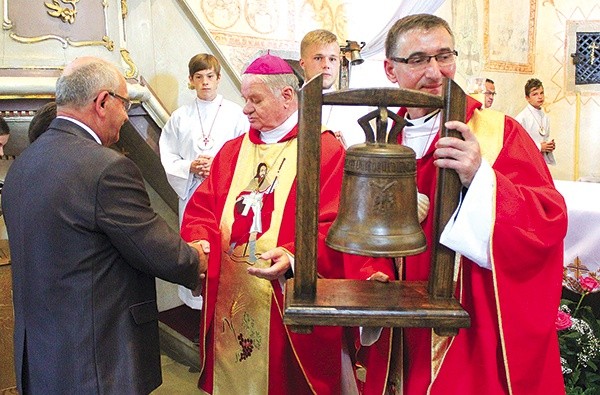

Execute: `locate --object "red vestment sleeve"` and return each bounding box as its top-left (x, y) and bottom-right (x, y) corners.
top-left (429, 103), bottom-right (568, 394)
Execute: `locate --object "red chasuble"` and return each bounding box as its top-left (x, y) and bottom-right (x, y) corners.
top-left (181, 126), bottom-right (393, 395)
top-left (388, 97), bottom-right (567, 395)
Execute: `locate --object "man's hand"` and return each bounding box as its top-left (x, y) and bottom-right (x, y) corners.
top-left (189, 240), bottom-right (210, 296)
top-left (433, 120), bottom-right (482, 187)
top-left (247, 247), bottom-right (291, 281)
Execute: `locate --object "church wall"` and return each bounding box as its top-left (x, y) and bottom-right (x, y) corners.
top-left (2, 1), bottom-right (598, 182)
top-left (444, 0), bottom-right (600, 181)
top-left (125, 0), bottom-right (244, 112)
top-left (348, 0), bottom-right (600, 182)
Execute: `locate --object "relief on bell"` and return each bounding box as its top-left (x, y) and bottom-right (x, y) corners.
top-left (370, 180), bottom-right (397, 212)
top-left (326, 144), bottom-right (427, 258)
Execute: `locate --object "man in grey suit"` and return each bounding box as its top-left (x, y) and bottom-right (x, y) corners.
top-left (2, 57), bottom-right (207, 394)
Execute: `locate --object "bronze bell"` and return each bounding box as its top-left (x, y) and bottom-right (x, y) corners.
top-left (326, 107), bottom-right (427, 257)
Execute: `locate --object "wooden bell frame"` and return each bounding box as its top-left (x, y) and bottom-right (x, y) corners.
top-left (283, 75), bottom-right (470, 336)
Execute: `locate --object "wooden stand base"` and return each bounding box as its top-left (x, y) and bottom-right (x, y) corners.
top-left (284, 278), bottom-right (470, 336)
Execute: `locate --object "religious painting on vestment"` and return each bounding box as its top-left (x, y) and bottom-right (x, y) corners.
top-left (229, 162), bottom-right (277, 264)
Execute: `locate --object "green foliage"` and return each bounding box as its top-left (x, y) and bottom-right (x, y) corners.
top-left (559, 297), bottom-right (600, 394)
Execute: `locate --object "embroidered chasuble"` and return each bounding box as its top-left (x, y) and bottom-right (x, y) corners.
top-left (181, 127), bottom-right (397, 395)
top-left (214, 135), bottom-right (297, 393)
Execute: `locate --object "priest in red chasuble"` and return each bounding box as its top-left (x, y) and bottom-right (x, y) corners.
top-left (359, 14), bottom-right (568, 395)
top-left (181, 53), bottom-right (392, 394)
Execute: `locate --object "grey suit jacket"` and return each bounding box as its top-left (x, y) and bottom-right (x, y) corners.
top-left (2, 118), bottom-right (200, 394)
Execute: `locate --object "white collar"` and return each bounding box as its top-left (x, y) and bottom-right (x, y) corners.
top-left (527, 103), bottom-right (544, 113)
top-left (402, 110), bottom-right (441, 159)
top-left (56, 115), bottom-right (102, 144)
top-left (260, 111), bottom-right (299, 143)
top-left (404, 110), bottom-right (441, 135)
top-left (195, 94), bottom-right (223, 106)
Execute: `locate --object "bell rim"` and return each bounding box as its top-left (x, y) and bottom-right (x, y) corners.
top-left (325, 237), bottom-right (427, 258)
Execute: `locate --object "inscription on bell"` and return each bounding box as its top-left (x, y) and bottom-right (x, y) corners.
top-left (346, 157), bottom-right (415, 175)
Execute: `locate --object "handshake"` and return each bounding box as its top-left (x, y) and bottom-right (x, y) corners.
top-left (188, 239), bottom-right (210, 297)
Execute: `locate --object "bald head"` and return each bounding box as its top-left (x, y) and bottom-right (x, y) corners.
top-left (56, 57), bottom-right (124, 110)
top-left (62, 56), bottom-right (104, 76)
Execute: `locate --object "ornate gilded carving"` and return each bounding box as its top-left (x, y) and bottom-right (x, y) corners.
top-left (2, 0), bottom-right (12, 29)
top-left (45, 0), bottom-right (80, 24)
top-left (8, 32), bottom-right (113, 51)
top-left (5, 0), bottom-right (114, 51)
top-left (68, 35), bottom-right (114, 51)
top-left (120, 49), bottom-right (138, 79)
top-left (121, 0), bottom-right (128, 19)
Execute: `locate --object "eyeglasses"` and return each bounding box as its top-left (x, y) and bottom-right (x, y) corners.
top-left (390, 50), bottom-right (458, 69)
top-left (484, 91), bottom-right (497, 97)
top-left (107, 91), bottom-right (132, 112)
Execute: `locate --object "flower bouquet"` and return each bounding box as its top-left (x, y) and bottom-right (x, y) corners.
top-left (557, 275), bottom-right (600, 394)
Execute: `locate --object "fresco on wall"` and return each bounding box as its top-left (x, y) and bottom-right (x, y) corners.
top-left (452, 0), bottom-right (481, 78)
top-left (483, 0), bottom-right (536, 73)
top-left (2, 0), bottom-right (113, 50)
top-left (194, 0), bottom-right (348, 74)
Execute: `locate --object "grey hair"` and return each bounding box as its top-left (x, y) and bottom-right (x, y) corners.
top-left (242, 73), bottom-right (300, 96)
top-left (55, 62), bottom-right (121, 108)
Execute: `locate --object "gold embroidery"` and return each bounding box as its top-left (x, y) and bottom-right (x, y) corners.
top-left (467, 108), bottom-right (504, 165)
top-left (213, 134), bottom-right (298, 393)
top-left (428, 109), bottom-right (505, 392)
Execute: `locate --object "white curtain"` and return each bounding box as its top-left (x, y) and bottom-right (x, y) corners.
top-left (360, 0), bottom-right (447, 58)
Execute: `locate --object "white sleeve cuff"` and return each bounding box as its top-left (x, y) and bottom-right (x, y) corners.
top-left (440, 160), bottom-right (495, 270)
top-left (278, 253), bottom-right (295, 290)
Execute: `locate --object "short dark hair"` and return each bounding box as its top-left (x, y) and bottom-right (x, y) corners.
top-left (28, 102), bottom-right (57, 143)
top-left (0, 116), bottom-right (9, 136)
top-left (188, 54), bottom-right (221, 78)
top-left (524, 78), bottom-right (543, 97)
top-left (485, 78), bottom-right (495, 84)
top-left (385, 14), bottom-right (454, 58)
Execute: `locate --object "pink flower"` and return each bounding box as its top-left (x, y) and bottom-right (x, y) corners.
top-left (578, 276), bottom-right (600, 293)
top-left (556, 310), bottom-right (572, 331)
